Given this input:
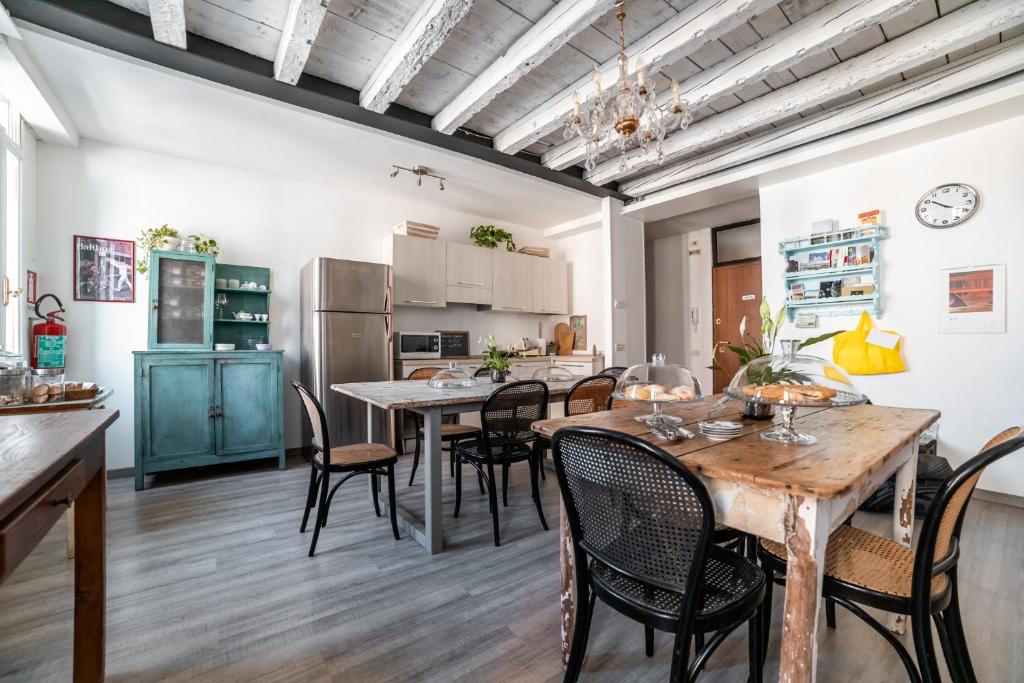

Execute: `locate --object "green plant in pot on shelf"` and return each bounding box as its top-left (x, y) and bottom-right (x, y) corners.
top-left (470, 225), bottom-right (516, 252)
top-left (710, 298), bottom-right (843, 419)
top-left (136, 225), bottom-right (180, 275)
top-left (480, 335), bottom-right (516, 383)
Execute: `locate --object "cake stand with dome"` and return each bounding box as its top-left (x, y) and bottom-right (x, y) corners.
top-left (531, 358), bottom-right (575, 383)
top-left (725, 340), bottom-right (865, 445)
top-left (426, 362), bottom-right (479, 390)
top-left (612, 353), bottom-right (704, 427)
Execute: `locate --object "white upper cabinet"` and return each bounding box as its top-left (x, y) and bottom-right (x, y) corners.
top-left (491, 250), bottom-right (533, 313)
top-left (531, 257), bottom-right (569, 315)
top-left (391, 235), bottom-right (446, 308)
top-left (447, 242), bottom-right (493, 305)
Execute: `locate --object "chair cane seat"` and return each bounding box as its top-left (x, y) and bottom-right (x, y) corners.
top-left (418, 423), bottom-right (480, 439)
top-left (314, 442), bottom-right (397, 468)
top-left (759, 524), bottom-right (948, 600)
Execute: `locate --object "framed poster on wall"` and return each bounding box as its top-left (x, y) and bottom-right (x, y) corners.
top-left (73, 235), bottom-right (136, 303)
top-left (939, 264), bottom-right (1005, 334)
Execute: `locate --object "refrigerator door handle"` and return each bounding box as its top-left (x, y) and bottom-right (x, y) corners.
top-left (384, 314), bottom-right (391, 342)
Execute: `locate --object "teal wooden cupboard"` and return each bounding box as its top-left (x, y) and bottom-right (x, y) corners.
top-left (133, 350), bottom-right (285, 490)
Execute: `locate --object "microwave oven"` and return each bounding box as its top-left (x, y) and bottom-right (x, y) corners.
top-left (395, 332), bottom-right (441, 359)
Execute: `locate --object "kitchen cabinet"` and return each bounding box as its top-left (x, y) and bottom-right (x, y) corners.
top-left (148, 251), bottom-right (215, 349)
top-left (396, 356), bottom-right (603, 380)
top-left (392, 234), bottom-right (446, 308)
top-left (491, 250), bottom-right (533, 313)
top-left (134, 350), bottom-right (284, 490)
top-left (531, 258), bottom-right (569, 315)
top-left (447, 242), bottom-right (492, 305)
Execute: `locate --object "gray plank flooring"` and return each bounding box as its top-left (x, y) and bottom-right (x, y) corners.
top-left (1, 453), bottom-right (1022, 682)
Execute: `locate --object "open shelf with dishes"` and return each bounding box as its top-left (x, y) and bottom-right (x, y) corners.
top-left (213, 264), bottom-right (271, 349)
top-left (780, 225), bottom-right (888, 321)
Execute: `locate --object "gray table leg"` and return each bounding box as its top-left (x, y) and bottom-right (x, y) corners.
top-left (422, 408), bottom-right (443, 554)
top-left (367, 403), bottom-right (377, 507)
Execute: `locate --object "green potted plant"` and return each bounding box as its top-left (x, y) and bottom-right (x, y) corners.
top-left (710, 298), bottom-right (842, 418)
top-left (136, 224), bottom-right (181, 275)
top-left (188, 234), bottom-right (221, 259)
top-left (480, 335), bottom-right (516, 383)
top-left (470, 225), bottom-right (516, 252)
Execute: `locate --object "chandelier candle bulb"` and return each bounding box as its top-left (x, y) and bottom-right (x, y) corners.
top-left (636, 58), bottom-right (645, 87)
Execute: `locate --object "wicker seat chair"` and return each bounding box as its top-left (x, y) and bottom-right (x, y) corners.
top-left (453, 380), bottom-right (550, 546)
top-left (405, 367), bottom-right (480, 486)
top-left (535, 374), bottom-right (617, 481)
top-left (291, 381), bottom-right (400, 557)
top-left (552, 427), bottom-right (766, 682)
top-left (757, 426), bottom-right (1024, 682)
top-left (599, 366), bottom-right (628, 378)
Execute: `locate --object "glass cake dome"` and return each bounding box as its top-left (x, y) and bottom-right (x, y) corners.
top-left (725, 340), bottom-right (865, 445)
top-left (613, 353), bottom-right (703, 425)
top-left (427, 362), bottom-right (479, 390)
top-left (532, 358), bottom-right (574, 382)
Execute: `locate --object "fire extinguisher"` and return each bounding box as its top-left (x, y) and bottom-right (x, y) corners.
top-left (31, 293), bottom-right (67, 371)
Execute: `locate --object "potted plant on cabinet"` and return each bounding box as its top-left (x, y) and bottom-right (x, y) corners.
top-left (480, 335), bottom-right (515, 383)
top-left (470, 225), bottom-right (516, 252)
top-left (136, 225), bottom-right (180, 275)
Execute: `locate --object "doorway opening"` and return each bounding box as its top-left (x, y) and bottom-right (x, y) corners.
top-left (710, 220), bottom-right (762, 393)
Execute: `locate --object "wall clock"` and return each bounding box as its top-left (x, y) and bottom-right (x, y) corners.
top-left (915, 183), bottom-right (979, 228)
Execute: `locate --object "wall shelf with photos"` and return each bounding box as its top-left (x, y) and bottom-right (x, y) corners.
top-left (780, 225), bottom-right (888, 321)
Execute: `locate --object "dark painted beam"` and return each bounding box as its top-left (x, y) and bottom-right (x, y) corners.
top-left (7, 0), bottom-right (627, 201)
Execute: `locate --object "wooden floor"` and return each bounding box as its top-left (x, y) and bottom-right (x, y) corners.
top-left (1, 453), bottom-right (1022, 682)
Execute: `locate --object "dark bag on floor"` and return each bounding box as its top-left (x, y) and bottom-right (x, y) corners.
top-left (859, 440), bottom-right (954, 517)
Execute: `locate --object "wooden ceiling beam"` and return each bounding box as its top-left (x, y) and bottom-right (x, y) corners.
top-left (621, 35), bottom-right (1024, 197)
top-left (431, 0), bottom-right (617, 135)
top-left (146, 0), bottom-right (185, 49)
top-left (274, 0), bottom-right (329, 85)
top-left (542, 0), bottom-right (924, 171)
top-left (585, 0), bottom-right (1024, 186)
top-left (492, 0), bottom-right (778, 156)
top-left (360, 0), bottom-right (474, 114)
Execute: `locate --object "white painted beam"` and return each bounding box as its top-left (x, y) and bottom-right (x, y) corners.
top-left (621, 35), bottom-right (1024, 197)
top-left (542, 0), bottom-right (924, 170)
top-left (431, 0), bottom-right (617, 135)
top-left (585, 0), bottom-right (1024, 186)
top-left (543, 211), bottom-right (602, 238)
top-left (360, 0), bottom-right (474, 113)
top-left (492, 0), bottom-right (778, 156)
top-left (274, 0), bottom-right (330, 85)
top-left (147, 0), bottom-right (186, 49)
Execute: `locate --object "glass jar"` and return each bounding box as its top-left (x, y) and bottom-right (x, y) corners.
top-left (31, 367), bottom-right (65, 403)
top-left (0, 352), bottom-right (29, 406)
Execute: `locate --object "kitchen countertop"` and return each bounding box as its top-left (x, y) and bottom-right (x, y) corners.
top-left (396, 355), bottom-right (604, 362)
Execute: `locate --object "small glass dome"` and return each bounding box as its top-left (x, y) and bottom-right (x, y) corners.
top-left (613, 353), bottom-right (703, 425)
top-left (725, 340), bottom-right (866, 445)
top-left (427, 362), bottom-right (479, 390)
top-left (532, 358), bottom-right (574, 382)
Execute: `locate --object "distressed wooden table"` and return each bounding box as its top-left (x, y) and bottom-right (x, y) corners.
top-left (0, 409), bottom-right (119, 682)
top-left (332, 379), bottom-right (577, 554)
top-left (532, 397), bottom-right (939, 683)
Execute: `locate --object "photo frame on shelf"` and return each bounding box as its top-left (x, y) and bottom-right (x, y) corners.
top-left (73, 235), bottom-right (136, 303)
top-left (569, 315), bottom-right (587, 351)
top-left (939, 264), bottom-right (1005, 334)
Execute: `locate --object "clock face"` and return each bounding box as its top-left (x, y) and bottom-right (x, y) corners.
top-left (916, 183), bottom-right (979, 228)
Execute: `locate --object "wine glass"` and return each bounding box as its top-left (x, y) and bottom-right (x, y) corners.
top-left (215, 293), bottom-right (228, 319)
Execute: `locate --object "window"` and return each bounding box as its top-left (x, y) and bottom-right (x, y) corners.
top-left (0, 94), bottom-right (23, 353)
top-left (712, 220), bottom-right (761, 266)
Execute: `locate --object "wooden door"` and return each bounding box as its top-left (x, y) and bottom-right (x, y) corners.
top-left (393, 235), bottom-right (446, 308)
top-left (215, 357), bottom-right (279, 455)
top-left (141, 357), bottom-right (216, 461)
top-left (492, 251), bottom-right (532, 312)
top-left (712, 261), bottom-right (763, 393)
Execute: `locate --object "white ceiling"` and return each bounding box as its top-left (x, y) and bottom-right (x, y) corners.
top-left (16, 25), bottom-right (602, 229)
top-left (644, 195), bottom-right (760, 240)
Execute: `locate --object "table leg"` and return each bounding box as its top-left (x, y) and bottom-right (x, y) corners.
top-left (559, 499), bottom-right (575, 667)
top-left (889, 441), bottom-right (919, 634)
top-left (422, 408), bottom-right (443, 555)
top-left (779, 495), bottom-right (829, 683)
top-left (66, 502), bottom-right (75, 559)
top-left (367, 403), bottom-right (377, 508)
top-left (74, 464), bottom-right (105, 683)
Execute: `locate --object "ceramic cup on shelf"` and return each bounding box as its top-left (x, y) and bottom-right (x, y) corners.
top-left (215, 278), bottom-right (227, 289)
top-left (227, 278), bottom-right (240, 289)
top-left (258, 284), bottom-right (267, 291)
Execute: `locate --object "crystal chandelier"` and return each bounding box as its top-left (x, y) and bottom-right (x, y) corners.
top-left (563, 1), bottom-right (692, 174)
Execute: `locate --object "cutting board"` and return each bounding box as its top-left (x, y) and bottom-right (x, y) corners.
top-left (555, 323), bottom-right (574, 356)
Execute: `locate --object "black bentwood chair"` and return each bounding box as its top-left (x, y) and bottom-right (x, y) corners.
top-left (598, 366), bottom-right (628, 379)
top-left (405, 367), bottom-right (479, 486)
top-left (758, 426), bottom-right (1024, 683)
top-left (453, 380), bottom-right (550, 546)
top-left (535, 374), bottom-right (618, 481)
top-left (292, 382), bottom-right (400, 557)
top-left (552, 427), bottom-right (767, 682)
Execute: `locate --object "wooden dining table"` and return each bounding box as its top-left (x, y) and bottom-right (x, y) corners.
top-left (531, 396), bottom-right (939, 683)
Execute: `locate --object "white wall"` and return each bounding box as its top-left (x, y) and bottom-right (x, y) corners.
top-left (604, 198), bottom-right (646, 367)
top-left (558, 228), bottom-right (605, 356)
top-left (35, 139), bottom-right (585, 470)
top-left (760, 113), bottom-right (1024, 496)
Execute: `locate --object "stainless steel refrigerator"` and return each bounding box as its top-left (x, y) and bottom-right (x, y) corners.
top-left (300, 258), bottom-right (392, 447)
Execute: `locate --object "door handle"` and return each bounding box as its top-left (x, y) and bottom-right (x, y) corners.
top-left (2, 276), bottom-right (22, 306)
top-left (403, 299), bottom-right (437, 305)
top-left (456, 281), bottom-right (486, 287)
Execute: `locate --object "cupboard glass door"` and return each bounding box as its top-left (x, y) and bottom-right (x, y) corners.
top-left (148, 251), bottom-right (214, 349)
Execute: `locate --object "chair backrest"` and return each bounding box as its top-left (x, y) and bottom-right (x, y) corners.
top-left (564, 375), bottom-right (616, 417)
top-left (913, 426), bottom-right (1024, 599)
top-left (292, 381), bottom-right (330, 456)
top-left (408, 367), bottom-right (441, 381)
top-left (480, 380), bottom-right (549, 452)
top-left (599, 366), bottom-right (628, 379)
top-left (474, 366), bottom-right (491, 378)
top-left (552, 427), bottom-right (715, 603)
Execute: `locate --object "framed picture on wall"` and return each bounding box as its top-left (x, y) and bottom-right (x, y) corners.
top-left (569, 315), bottom-right (587, 352)
top-left (25, 270), bottom-right (37, 305)
top-left (73, 235), bottom-right (136, 303)
top-left (939, 264), bottom-right (1005, 334)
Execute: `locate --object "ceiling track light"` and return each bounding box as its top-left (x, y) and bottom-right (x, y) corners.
top-left (389, 164), bottom-right (446, 191)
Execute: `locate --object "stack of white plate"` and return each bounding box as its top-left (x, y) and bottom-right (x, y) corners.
top-left (698, 420), bottom-right (743, 439)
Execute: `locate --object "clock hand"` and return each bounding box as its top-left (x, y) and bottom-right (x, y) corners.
top-left (932, 201), bottom-right (954, 209)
